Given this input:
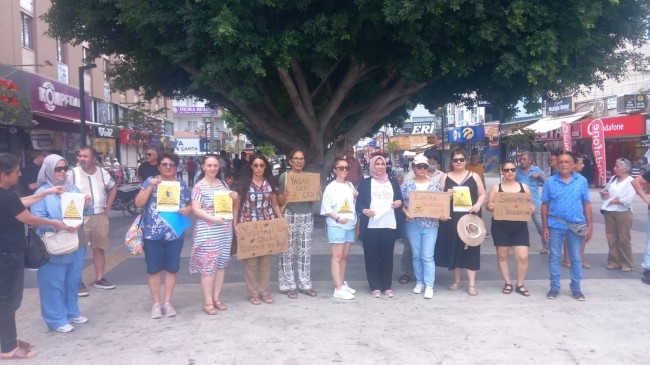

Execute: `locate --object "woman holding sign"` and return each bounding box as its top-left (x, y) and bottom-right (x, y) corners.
top-left (356, 155), bottom-right (404, 298)
top-left (190, 154), bottom-right (238, 314)
top-left (277, 150), bottom-right (318, 299)
top-left (32, 154), bottom-right (91, 332)
top-left (400, 154), bottom-right (445, 299)
top-left (486, 161), bottom-right (534, 297)
top-left (135, 153), bottom-right (192, 319)
top-left (233, 153), bottom-right (284, 305)
top-left (321, 157), bottom-right (358, 300)
top-left (435, 148), bottom-right (486, 297)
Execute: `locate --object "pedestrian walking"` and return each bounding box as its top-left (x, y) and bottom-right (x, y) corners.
top-left (186, 157), bottom-right (197, 187)
top-left (516, 151), bottom-right (549, 254)
top-left (137, 148), bottom-right (159, 183)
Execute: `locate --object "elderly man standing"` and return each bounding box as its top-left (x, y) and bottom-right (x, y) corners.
top-left (345, 147), bottom-right (363, 188)
top-left (70, 147), bottom-right (118, 296)
top-left (631, 170), bottom-right (650, 285)
top-left (542, 153), bottom-right (592, 301)
top-left (516, 151), bottom-right (549, 253)
top-left (138, 147), bottom-right (159, 183)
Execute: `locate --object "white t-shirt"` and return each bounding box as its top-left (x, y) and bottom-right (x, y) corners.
top-left (321, 181), bottom-right (357, 229)
top-left (68, 166), bottom-right (116, 214)
top-left (368, 179), bottom-right (396, 229)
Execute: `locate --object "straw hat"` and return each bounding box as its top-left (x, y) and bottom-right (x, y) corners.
top-left (456, 214), bottom-right (486, 246)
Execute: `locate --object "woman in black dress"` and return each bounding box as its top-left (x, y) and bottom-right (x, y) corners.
top-left (435, 148), bottom-right (486, 296)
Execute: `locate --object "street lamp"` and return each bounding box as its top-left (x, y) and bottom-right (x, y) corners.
top-left (79, 63), bottom-right (97, 147)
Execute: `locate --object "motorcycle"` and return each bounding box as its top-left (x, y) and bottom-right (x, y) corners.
top-left (112, 183), bottom-right (142, 216)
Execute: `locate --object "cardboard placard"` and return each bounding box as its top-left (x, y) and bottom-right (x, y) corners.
top-left (493, 192), bottom-right (533, 221)
top-left (156, 181), bottom-right (181, 212)
top-left (214, 191), bottom-right (233, 220)
top-left (236, 217), bottom-right (289, 260)
top-left (408, 191), bottom-right (450, 218)
top-left (286, 172), bottom-right (320, 202)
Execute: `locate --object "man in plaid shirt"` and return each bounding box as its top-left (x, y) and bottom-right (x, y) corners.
top-left (345, 147), bottom-right (363, 187)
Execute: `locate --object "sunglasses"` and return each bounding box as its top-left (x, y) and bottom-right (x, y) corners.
top-left (335, 166), bottom-right (349, 171)
top-left (252, 164), bottom-right (266, 169)
top-left (502, 168), bottom-right (516, 173)
top-left (292, 157), bottom-right (305, 162)
top-left (452, 158), bottom-right (466, 163)
top-left (415, 164), bottom-right (429, 170)
top-left (54, 166), bottom-right (68, 172)
top-left (160, 162), bottom-right (176, 168)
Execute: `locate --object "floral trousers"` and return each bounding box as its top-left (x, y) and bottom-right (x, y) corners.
top-left (278, 211), bottom-right (314, 291)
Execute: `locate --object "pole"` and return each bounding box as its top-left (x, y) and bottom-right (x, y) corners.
top-left (210, 109), bottom-right (215, 153)
top-left (79, 64), bottom-right (96, 147)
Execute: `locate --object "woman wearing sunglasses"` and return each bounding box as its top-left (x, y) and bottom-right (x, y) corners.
top-left (486, 161), bottom-right (534, 296)
top-left (435, 148), bottom-right (486, 296)
top-left (400, 154), bottom-right (445, 299)
top-left (321, 157), bottom-right (358, 299)
top-left (135, 153), bottom-right (192, 319)
top-left (276, 150), bottom-right (317, 299)
top-left (233, 153), bottom-right (284, 305)
top-left (356, 155), bottom-right (404, 298)
top-left (32, 155), bottom-right (92, 333)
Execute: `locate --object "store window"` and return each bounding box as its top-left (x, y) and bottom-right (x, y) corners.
top-left (21, 13), bottom-right (33, 49)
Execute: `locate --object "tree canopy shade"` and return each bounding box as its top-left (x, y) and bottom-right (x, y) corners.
top-left (44, 0), bottom-right (650, 169)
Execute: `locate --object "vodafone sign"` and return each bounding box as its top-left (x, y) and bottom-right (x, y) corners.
top-left (580, 114), bottom-right (644, 137)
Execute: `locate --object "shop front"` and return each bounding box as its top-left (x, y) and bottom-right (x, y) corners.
top-left (93, 125), bottom-right (118, 163)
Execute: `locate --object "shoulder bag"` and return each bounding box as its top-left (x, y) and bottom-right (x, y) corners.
top-left (25, 226), bottom-right (49, 269)
top-left (42, 230), bottom-right (80, 255)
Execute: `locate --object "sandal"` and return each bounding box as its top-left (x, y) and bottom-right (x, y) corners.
top-left (286, 290), bottom-right (298, 299)
top-left (249, 296), bottom-right (261, 305)
top-left (562, 262), bottom-right (570, 268)
top-left (260, 295), bottom-right (273, 304)
top-left (213, 301), bottom-right (228, 310)
top-left (447, 281), bottom-right (461, 291)
top-left (467, 285), bottom-right (478, 296)
top-left (398, 274), bottom-right (411, 284)
top-left (502, 283), bottom-right (513, 295)
top-left (515, 285), bottom-right (531, 297)
top-left (299, 289), bottom-right (317, 297)
top-left (582, 262), bottom-right (591, 269)
top-left (0, 345), bottom-right (37, 360)
top-left (17, 340), bottom-right (34, 351)
top-left (203, 303), bottom-right (218, 315)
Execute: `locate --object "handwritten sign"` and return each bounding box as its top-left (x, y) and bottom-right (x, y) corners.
top-left (61, 192), bottom-right (85, 226)
top-left (214, 191), bottom-right (233, 220)
top-left (453, 186), bottom-right (472, 212)
top-left (493, 192), bottom-right (533, 221)
top-left (408, 191), bottom-right (450, 218)
top-left (156, 181), bottom-right (181, 212)
top-left (286, 172), bottom-right (320, 202)
top-left (236, 217), bottom-right (289, 260)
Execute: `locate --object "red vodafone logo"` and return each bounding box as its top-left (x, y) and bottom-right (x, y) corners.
top-left (580, 114), bottom-right (644, 137)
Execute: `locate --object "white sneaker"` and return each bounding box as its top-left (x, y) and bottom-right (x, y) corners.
top-left (343, 281), bottom-right (356, 294)
top-left (413, 283), bottom-right (424, 294)
top-left (55, 324), bottom-right (74, 333)
top-left (333, 288), bottom-right (355, 300)
top-left (69, 316), bottom-right (88, 324)
top-left (424, 286), bottom-right (434, 299)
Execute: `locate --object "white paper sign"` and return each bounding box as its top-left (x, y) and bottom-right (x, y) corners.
top-left (61, 192), bottom-right (86, 227)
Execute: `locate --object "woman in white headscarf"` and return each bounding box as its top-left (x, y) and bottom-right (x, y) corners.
top-left (355, 155), bottom-right (404, 298)
top-left (32, 154), bottom-right (90, 333)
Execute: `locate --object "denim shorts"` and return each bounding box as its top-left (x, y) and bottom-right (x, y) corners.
top-left (143, 238), bottom-right (184, 274)
top-left (327, 225), bottom-right (355, 244)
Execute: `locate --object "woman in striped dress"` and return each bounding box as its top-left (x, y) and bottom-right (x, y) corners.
top-left (190, 154), bottom-right (238, 315)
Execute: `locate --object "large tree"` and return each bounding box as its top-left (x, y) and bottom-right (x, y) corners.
top-left (44, 0), bottom-right (649, 172)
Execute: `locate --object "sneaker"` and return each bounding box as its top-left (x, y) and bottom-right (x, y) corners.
top-left (642, 270), bottom-right (650, 285)
top-left (539, 247), bottom-right (550, 255)
top-left (333, 288), bottom-right (355, 300)
top-left (93, 278), bottom-right (116, 290)
top-left (371, 290), bottom-right (381, 298)
top-left (150, 303), bottom-right (162, 319)
top-left (69, 316), bottom-right (88, 324)
top-left (413, 283), bottom-right (424, 294)
top-left (343, 281), bottom-right (356, 294)
top-left (546, 289), bottom-right (559, 300)
top-left (55, 324), bottom-right (74, 333)
top-left (163, 302), bottom-right (177, 317)
top-left (383, 289), bottom-right (394, 298)
top-left (424, 286), bottom-right (434, 299)
top-left (78, 283), bottom-right (89, 297)
top-left (572, 291), bottom-right (586, 301)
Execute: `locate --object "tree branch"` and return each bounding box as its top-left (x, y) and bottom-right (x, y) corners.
top-left (277, 67), bottom-right (318, 136)
top-left (311, 56), bottom-right (345, 100)
top-left (256, 79), bottom-right (282, 120)
top-left (290, 58), bottom-right (316, 120)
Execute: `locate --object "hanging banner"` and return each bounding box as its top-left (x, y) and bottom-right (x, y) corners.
top-left (561, 121), bottom-right (572, 152)
top-left (588, 118), bottom-right (607, 186)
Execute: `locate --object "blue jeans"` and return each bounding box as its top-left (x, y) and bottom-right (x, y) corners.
top-left (549, 227), bottom-right (582, 292)
top-left (405, 222), bottom-right (438, 287)
top-left (643, 214), bottom-right (650, 270)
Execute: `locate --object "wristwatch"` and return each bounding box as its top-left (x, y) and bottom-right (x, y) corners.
top-left (335, 217), bottom-right (340, 223)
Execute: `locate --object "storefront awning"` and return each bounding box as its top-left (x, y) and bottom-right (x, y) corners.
top-left (524, 111), bottom-right (590, 134)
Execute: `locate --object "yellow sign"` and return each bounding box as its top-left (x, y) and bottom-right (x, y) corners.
top-left (452, 186), bottom-right (472, 212)
top-left (63, 200), bottom-right (82, 221)
top-left (462, 127), bottom-right (474, 139)
top-left (157, 181), bottom-right (181, 212)
top-left (214, 191), bottom-right (233, 220)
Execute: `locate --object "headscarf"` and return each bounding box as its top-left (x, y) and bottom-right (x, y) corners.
top-left (369, 155), bottom-right (389, 183)
top-left (37, 154), bottom-right (72, 191)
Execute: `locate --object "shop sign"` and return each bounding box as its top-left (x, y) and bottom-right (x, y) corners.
top-left (484, 123), bottom-right (500, 141)
top-left (30, 130), bottom-right (79, 150)
top-left (536, 123), bottom-right (582, 141)
top-left (30, 75), bottom-right (91, 120)
top-left (561, 122), bottom-right (572, 152)
top-left (579, 114), bottom-right (644, 138)
top-left (95, 126), bottom-right (116, 138)
top-left (119, 130), bottom-right (149, 146)
top-left (448, 126), bottom-right (484, 142)
top-left (618, 94), bottom-right (648, 113)
top-left (175, 138), bottom-right (201, 153)
top-left (588, 119), bottom-right (607, 186)
top-left (545, 96), bottom-right (574, 116)
top-left (171, 106), bottom-right (213, 115)
top-left (607, 97), bottom-right (617, 110)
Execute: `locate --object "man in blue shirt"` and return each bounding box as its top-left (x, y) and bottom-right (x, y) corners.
top-left (542, 153), bottom-right (592, 301)
top-left (516, 151), bottom-right (548, 253)
top-left (632, 170), bottom-right (650, 285)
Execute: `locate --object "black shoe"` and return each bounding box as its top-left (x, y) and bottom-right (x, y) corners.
top-left (572, 290), bottom-right (586, 301)
top-left (642, 270), bottom-right (650, 285)
top-left (546, 289), bottom-right (559, 300)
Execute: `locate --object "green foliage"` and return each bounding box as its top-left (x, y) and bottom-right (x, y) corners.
top-left (117, 102), bottom-right (165, 158)
top-left (257, 142), bottom-right (276, 158)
